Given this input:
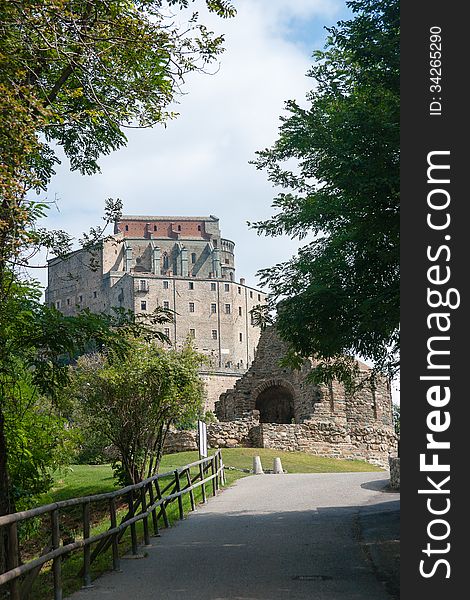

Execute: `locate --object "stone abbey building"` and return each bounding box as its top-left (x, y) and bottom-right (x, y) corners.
top-left (45, 215), bottom-right (267, 407)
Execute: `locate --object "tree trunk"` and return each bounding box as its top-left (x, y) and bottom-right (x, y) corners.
top-left (0, 406), bottom-right (12, 579)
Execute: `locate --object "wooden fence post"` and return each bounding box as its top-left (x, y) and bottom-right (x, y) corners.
top-left (185, 468), bottom-right (195, 511)
top-left (7, 521), bottom-right (20, 600)
top-left (148, 482), bottom-right (159, 536)
top-left (175, 470), bottom-right (184, 520)
top-left (51, 509), bottom-right (62, 600)
top-left (128, 491), bottom-right (138, 555)
top-left (211, 457), bottom-right (216, 496)
top-left (140, 486), bottom-right (150, 546)
top-left (109, 498), bottom-right (120, 571)
top-left (199, 462), bottom-right (207, 503)
top-left (82, 501), bottom-right (92, 588)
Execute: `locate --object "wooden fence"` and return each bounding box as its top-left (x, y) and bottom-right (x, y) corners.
top-left (0, 450), bottom-right (225, 600)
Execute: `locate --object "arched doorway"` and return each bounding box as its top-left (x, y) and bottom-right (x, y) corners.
top-left (255, 385), bottom-right (295, 424)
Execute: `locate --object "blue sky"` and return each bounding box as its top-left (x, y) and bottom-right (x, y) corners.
top-left (37, 0), bottom-right (352, 292)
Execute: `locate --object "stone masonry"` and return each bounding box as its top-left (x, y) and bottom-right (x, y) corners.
top-left (45, 215), bottom-right (266, 410)
top-left (212, 327), bottom-right (397, 467)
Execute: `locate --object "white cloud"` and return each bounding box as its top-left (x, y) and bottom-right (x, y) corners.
top-left (40, 0), bottom-right (347, 290)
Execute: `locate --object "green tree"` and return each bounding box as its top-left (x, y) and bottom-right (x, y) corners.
top-left (69, 338), bottom-right (205, 485)
top-left (0, 0), bottom-right (234, 521)
top-left (250, 0), bottom-right (399, 385)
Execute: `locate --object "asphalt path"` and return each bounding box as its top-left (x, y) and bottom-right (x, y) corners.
top-left (68, 472), bottom-right (399, 600)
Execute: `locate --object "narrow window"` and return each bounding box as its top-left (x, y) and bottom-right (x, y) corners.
top-left (56, 300), bottom-right (61, 309)
top-left (177, 225), bottom-right (181, 231)
top-left (258, 294), bottom-right (261, 301)
top-left (239, 332), bottom-right (243, 342)
top-left (224, 283), bottom-right (230, 292)
top-left (210, 282), bottom-right (216, 291)
top-left (164, 327), bottom-right (170, 337)
top-left (250, 291), bottom-right (253, 299)
top-left (238, 287), bottom-right (241, 294)
top-left (198, 225), bottom-right (201, 231)
top-left (189, 281), bottom-right (194, 290)
top-left (141, 300), bottom-right (147, 311)
top-left (225, 304), bottom-right (231, 314)
top-left (163, 253), bottom-right (169, 269)
top-left (67, 298), bottom-right (70, 306)
top-left (238, 307), bottom-right (242, 316)
top-left (125, 225), bottom-right (129, 231)
top-left (163, 301), bottom-right (170, 309)
top-left (79, 295), bottom-right (83, 303)
top-left (189, 329), bottom-right (196, 339)
top-left (93, 291), bottom-right (97, 298)
top-left (154, 225), bottom-right (157, 231)
top-left (211, 330), bottom-right (218, 340)
top-left (191, 253), bottom-right (196, 264)
top-left (211, 303), bottom-right (217, 313)
top-left (189, 302), bottom-right (195, 313)
top-left (163, 280), bottom-right (169, 289)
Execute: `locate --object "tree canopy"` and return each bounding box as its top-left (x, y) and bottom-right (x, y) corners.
top-left (69, 338), bottom-right (206, 485)
top-left (250, 0), bottom-right (399, 384)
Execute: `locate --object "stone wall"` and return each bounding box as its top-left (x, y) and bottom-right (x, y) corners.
top-left (257, 422), bottom-right (397, 468)
top-left (163, 418), bottom-right (397, 468)
top-left (200, 371), bottom-right (241, 412)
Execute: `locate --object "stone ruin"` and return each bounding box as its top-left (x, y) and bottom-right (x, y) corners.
top-left (212, 327), bottom-right (397, 467)
top-left (164, 327), bottom-right (397, 467)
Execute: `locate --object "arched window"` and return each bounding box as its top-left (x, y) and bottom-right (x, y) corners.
top-left (163, 253), bottom-right (169, 270)
top-left (191, 252), bottom-right (196, 264)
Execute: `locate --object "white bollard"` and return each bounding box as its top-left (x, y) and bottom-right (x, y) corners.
top-left (252, 455), bottom-right (264, 474)
top-left (273, 457), bottom-right (283, 474)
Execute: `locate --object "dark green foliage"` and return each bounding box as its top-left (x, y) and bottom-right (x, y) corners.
top-left (251, 0), bottom-right (399, 384)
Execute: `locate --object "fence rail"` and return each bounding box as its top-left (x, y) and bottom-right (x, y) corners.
top-left (0, 450), bottom-right (225, 600)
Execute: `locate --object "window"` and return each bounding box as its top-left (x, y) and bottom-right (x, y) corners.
top-left (154, 225), bottom-right (157, 231)
top-left (56, 300), bottom-right (61, 309)
top-left (225, 258), bottom-right (230, 264)
top-left (163, 253), bottom-right (169, 269)
top-left (198, 225), bottom-right (201, 231)
top-left (211, 303), bottom-right (217, 313)
top-left (238, 307), bottom-right (242, 316)
top-left (177, 225), bottom-right (181, 231)
top-left (189, 281), bottom-right (194, 290)
top-left (189, 302), bottom-right (195, 313)
top-left (224, 284), bottom-right (230, 292)
top-left (258, 294), bottom-right (261, 301)
top-left (141, 300), bottom-right (147, 311)
top-left (238, 287), bottom-right (241, 294)
top-left (93, 291), bottom-right (97, 298)
top-left (79, 295), bottom-right (83, 303)
top-left (191, 253), bottom-right (196, 264)
top-left (189, 329), bottom-right (196, 339)
top-left (139, 280), bottom-right (148, 292)
top-left (250, 291), bottom-right (253, 299)
top-left (163, 280), bottom-right (169, 289)
top-left (125, 225), bottom-right (129, 231)
top-left (211, 330), bottom-right (218, 340)
top-left (210, 282), bottom-right (216, 291)
top-left (239, 333), bottom-right (243, 342)
top-left (225, 304), bottom-right (231, 314)
top-left (67, 298), bottom-right (70, 306)
top-left (164, 328), bottom-right (170, 337)
top-left (163, 301), bottom-right (170, 309)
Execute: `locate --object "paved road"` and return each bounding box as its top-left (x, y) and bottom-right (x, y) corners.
top-left (68, 472), bottom-right (399, 600)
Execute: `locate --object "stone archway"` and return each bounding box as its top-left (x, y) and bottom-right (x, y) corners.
top-left (254, 382), bottom-right (295, 424)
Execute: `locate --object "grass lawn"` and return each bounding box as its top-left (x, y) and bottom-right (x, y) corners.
top-left (48, 448), bottom-right (381, 503)
top-left (24, 449), bottom-right (381, 599)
